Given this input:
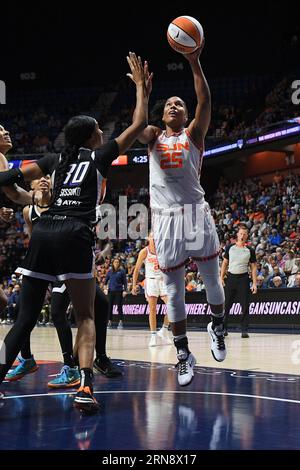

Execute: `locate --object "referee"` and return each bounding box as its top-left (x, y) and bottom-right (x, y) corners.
top-left (220, 224), bottom-right (257, 338)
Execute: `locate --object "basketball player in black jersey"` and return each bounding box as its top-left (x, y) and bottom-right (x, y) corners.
top-left (6, 176), bottom-right (121, 385)
top-left (0, 52), bottom-right (150, 412)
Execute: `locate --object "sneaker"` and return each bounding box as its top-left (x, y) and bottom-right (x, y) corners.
top-left (47, 365), bottom-right (80, 388)
top-left (117, 320), bottom-right (124, 330)
top-left (176, 353), bottom-right (196, 387)
top-left (74, 385), bottom-right (100, 414)
top-left (93, 356), bottom-right (123, 378)
top-left (207, 322), bottom-right (226, 362)
top-left (157, 327), bottom-right (172, 345)
top-left (149, 334), bottom-right (157, 347)
top-left (107, 320), bottom-right (112, 329)
top-left (241, 331), bottom-right (249, 338)
top-left (5, 356), bottom-right (39, 382)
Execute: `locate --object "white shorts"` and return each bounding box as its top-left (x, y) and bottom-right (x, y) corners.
top-left (145, 277), bottom-right (168, 298)
top-left (152, 202), bottom-right (220, 272)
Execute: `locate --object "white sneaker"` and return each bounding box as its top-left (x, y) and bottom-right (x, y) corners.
top-left (207, 322), bottom-right (226, 362)
top-left (157, 327), bottom-right (172, 345)
top-left (117, 321), bottom-right (124, 330)
top-left (176, 353), bottom-right (196, 386)
top-left (149, 334), bottom-right (157, 347)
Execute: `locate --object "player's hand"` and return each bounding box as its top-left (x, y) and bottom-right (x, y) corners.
top-left (251, 285), bottom-right (257, 294)
top-left (126, 52), bottom-right (145, 86)
top-left (183, 37), bottom-right (205, 62)
top-left (131, 285), bottom-right (138, 295)
top-left (122, 291), bottom-right (127, 298)
top-left (0, 207), bottom-right (14, 223)
top-left (143, 60), bottom-right (153, 98)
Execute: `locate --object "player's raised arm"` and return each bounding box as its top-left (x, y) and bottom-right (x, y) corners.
top-left (115, 52), bottom-right (149, 154)
top-left (184, 40), bottom-right (211, 147)
top-left (129, 58), bottom-right (160, 145)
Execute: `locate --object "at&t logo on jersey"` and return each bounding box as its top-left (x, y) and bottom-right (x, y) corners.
top-left (55, 198), bottom-right (81, 207)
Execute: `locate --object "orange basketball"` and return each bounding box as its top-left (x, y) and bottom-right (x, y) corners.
top-left (167, 16), bottom-right (204, 54)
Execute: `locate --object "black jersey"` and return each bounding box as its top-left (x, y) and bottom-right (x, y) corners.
top-left (36, 140), bottom-right (119, 223)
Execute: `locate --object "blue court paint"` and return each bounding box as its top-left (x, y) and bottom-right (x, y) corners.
top-left (0, 360), bottom-right (300, 450)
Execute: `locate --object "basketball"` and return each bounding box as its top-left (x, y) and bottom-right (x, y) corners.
top-left (167, 16), bottom-right (204, 54)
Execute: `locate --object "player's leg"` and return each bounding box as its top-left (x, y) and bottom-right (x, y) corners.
top-left (0, 276), bottom-right (48, 387)
top-left (157, 283), bottom-right (171, 343)
top-left (195, 257), bottom-right (226, 362)
top-left (47, 283), bottom-right (80, 388)
top-left (116, 291), bottom-right (124, 329)
top-left (239, 275), bottom-right (251, 338)
top-left (107, 291), bottom-right (114, 328)
top-left (223, 274), bottom-right (237, 335)
top-left (93, 284), bottom-right (122, 377)
top-left (162, 266), bottom-right (196, 386)
top-left (5, 296), bottom-right (38, 381)
top-left (148, 296), bottom-right (159, 347)
top-left (5, 333), bottom-right (38, 382)
top-left (65, 278), bottom-right (99, 413)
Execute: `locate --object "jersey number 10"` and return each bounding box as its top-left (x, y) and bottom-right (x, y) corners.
top-left (63, 161), bottom-right (90, 186)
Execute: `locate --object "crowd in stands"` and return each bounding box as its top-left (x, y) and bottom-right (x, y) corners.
top-left (1, 72), bottom-right (300, 324)
top-left (0, 75), bottom-right (298, 157)
top-left (111, 76), bottom-right (300, 148)
top-left (1, 168), bottom-right (300, 324)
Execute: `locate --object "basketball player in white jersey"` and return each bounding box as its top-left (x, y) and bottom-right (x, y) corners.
top-left (132, 233), bottom-right (170, 347)
top-left (132, 44), bottom-right (226, 386)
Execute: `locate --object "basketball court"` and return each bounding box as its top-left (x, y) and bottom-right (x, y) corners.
top-left (1, 325), bottom-right (300, 450)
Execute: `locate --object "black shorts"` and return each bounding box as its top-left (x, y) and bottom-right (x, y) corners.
top-left (16, 216), bottom-right (95, 282)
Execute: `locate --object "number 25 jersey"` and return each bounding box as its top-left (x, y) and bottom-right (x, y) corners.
top-left (149, 128), bottom-right (205, 209)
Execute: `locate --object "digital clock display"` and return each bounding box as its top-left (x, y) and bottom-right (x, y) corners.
top-left (132, 155), bottom-right (148, 164)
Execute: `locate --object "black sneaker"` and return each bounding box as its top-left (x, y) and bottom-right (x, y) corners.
top-left (241, 331), bottom-right (249, 338)
top-left (74, 385), bottom-right (100, 414)
top-left (93, 356), bottom-right (123, 378)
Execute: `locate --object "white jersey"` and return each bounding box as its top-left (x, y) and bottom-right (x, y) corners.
top-left (149, 128), bottom-right (205, 209)
top-left (145, 247), bottom-right (162, 279)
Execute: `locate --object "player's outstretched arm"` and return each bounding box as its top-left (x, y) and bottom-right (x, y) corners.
top-left (115, 52), bottom-right (149, 154)
top-left (184, 40), bottom-right (211, 147)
